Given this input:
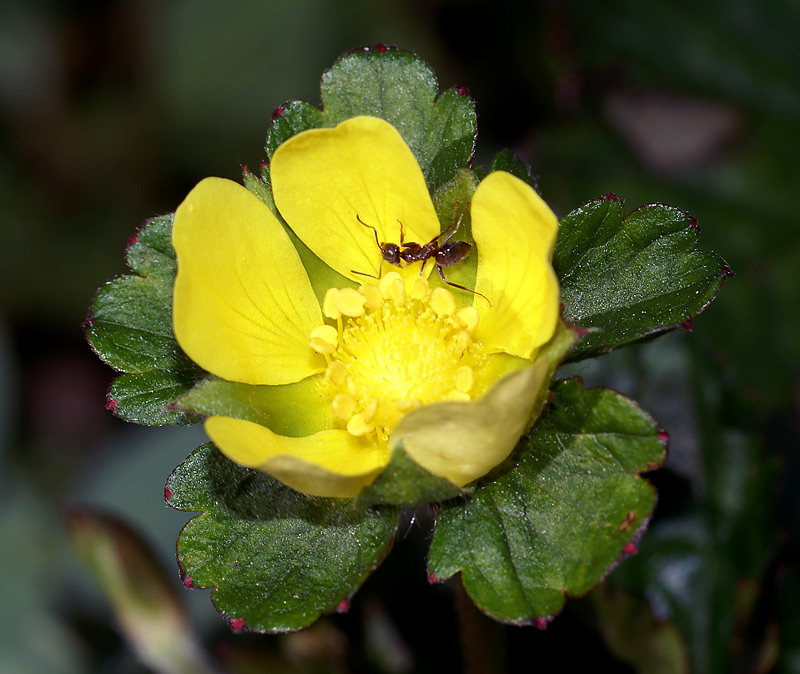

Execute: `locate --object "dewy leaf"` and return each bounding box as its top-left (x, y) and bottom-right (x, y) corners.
top-left (167, 444), bottom-right (399, 633)
top-left (109, 372), bottom-right (201, 426)
top-left (356, 447), bottom-right (465, 509)
top-left (266, 45), bottom-right (477, 193)
top-left (554, 195), bottom-right (731, 360)
top-left (85, 214), bottom-right (203, 425)
top-left (427, 378), bottom-right (666, 624)
top-left (489, 149), bottom-right (539, 190)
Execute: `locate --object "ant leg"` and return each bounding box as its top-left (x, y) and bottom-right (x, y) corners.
top-left (351, 258), bottom-right (384, 280)
top-left (356, 214), bottom-right (381, 249)
top-left (424, 200), bottom-right (470, 247)
top-left (440, 209), bottom-right (465, 245)
top-left (351, 269), bottom-right (379, 280)
top-left (397, 219), bottom-right (406, 245)
top-left (437, 264), bottom-right (492, 306)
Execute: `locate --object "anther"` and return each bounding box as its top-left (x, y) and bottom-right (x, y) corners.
top-left (380, 272), bottom-right (406, 305)
top-left (323, 288), bottom-right (341, 320)
top-left (397, 398), bottom-right (421, 412)
top-left (363, 398), bottom-right (379, 424)
top-left (410, 277), bottom-right (430, 301)
top-left (309, 325), bottom-right (338, 354)
top-left (455, 365), bottom-right (474, 393)
top-left (347, 413), bottom-right (375, 436)
top-left (334, 288), bottom-right (367, 317)
top-left (359, 284), bottom-right (383, 309)
top-left (430, 288), bottom-right (456, 316)
top-left (455, 306), bottom-right (479, 332)
top-left (325, 361), bottom-right (348, 386)
top-left (332, 394), bottom-right (356, 420)
top-left (447, 390), bottom-right (471, 402)
top-left (453, 330), bottom-right (470, 353)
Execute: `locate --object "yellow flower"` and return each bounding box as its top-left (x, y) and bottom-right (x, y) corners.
top-left (172, 116), bottom-right (560, 499)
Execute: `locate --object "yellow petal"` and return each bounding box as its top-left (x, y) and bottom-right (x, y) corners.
top-left (173, 177), bottom-right (325, 385)
top-left (205, 416), bottom-right (388, 498)
top-left (471, 171), bottom-right (560, 359)
top-left (271, 116), bottom-right (440, 282)
top-left (390, 362), bottom-right (549, 487)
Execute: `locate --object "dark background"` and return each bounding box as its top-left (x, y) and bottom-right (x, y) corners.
top-left (1, 1), bottom-right (798, 672)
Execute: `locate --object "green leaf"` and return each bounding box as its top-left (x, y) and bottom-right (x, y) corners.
top-left (489, 149), bottom-right (539, 190)
top-left (109, 372), bottom-right (201, 426)
top-left (427, 378), bottom-right (666, 624)
top-left (167, 444), bottom-right (399, 633)
top-left (265, 100), bottom-right (326, 159)
top-left (356, 447), bottom-right (465, 509)
top-left (85, 214), bottom-right (203, 425)
top-left (554, 195), bottom-right (731, 360)
top-left (266, 45), bottom-right (477, 192)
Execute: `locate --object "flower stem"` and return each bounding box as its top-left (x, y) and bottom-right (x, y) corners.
top-left (451, 574), bottom-right (507, 674)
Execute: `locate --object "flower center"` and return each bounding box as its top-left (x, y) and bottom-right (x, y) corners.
top-left (308, 272), bottom-right (485, 442)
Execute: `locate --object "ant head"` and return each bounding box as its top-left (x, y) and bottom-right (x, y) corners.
top-left (380, 242), bottom-right (402, 265)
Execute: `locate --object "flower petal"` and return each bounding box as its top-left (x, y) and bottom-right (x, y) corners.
top-left (173, 177), bottom-right (325, 385)
top-left (205, 416), bottom-right (388, 498)
top-left (390, 362), bottom-right (549, 487)
top-left (471, 171), bottom-right (560, 359)
top-left (179, 373), bottom-right (336, 437)
top-left (271, 116), bottom-right (440, 282)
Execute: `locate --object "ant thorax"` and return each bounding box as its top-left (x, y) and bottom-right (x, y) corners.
top-left (351, 208), bottom-right (491, 306)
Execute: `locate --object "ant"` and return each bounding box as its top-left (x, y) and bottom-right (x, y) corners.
top-left (352, 204), bottom-right (491, 305)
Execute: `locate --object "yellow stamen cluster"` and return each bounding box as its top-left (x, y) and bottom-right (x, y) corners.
top-left (310, 272), bottom-right (485, 441)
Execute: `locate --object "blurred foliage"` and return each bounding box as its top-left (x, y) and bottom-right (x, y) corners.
top-left (1, 0), bottom-right (798, 672)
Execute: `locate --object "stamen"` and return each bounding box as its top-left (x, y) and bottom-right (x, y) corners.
top-left (335, 288), bottom-right (367, 317)
top-left (447, 390), bottom-right (471, 402)
top-left (455, 306), bottom-right (479, 332)
top-left (322, 288), bottom-right (341, 319)
top-left (325, 360), bottom-right (348, 386)
top-left (410, 277), bottom-right (430, 301)
top-left (332, 394), bottom-right (356, 420)
top-left (359, 284), bottom-right (383, 309)
top-left (397, 398), bottom-right (421, 412)
top-left (316, 276), bottom-right (487, 441)
top-left (347, 413), bottom-right (375, 436)
top-left (363, 398), bottom-right (379, 424)
top-left (453, 330), bottom-right (470, 354)
top-left (455, 365), bottom-right (474, 393)
top-left (430, 288), bottom-right (456, 316)
top-left (309, 325), bottom-right (338, 354)
top-left (380, 272), bottom-right (405, 305)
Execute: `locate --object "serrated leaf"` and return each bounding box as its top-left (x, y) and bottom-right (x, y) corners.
top-left (554, 195), bottom-right (731, 360)
top-left (109, 371), bottom-right (200, 426)
top-left (266, 46), bottom-right (476, 192)
top-left (356, 447), bottom-right (465, 509)
top-left (265, 100), bottom-right (326, 159)
top-left (167, 444), bottom-right (399, 633)
top-left (85, 214), bottom-right (204, 425)
top-left (489, 149), bottom-right (539, 190)
top-left (427, 378), bottom-right (666, 624)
